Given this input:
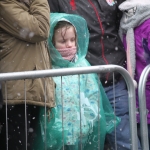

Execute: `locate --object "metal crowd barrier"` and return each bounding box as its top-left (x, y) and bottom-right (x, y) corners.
top-left (0, 65), bottom-right (138, 150)
top-left (138, 64), bottom-right (150, 150)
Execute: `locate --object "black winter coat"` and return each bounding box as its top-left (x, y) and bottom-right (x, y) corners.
top-left (48, 0), bottom-right (126, 87)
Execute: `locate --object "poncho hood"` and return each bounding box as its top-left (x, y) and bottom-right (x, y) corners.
top-left (48, 13), bottom-right (89, 68)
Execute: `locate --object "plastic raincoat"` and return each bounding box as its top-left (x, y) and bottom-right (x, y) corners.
top-left (37, 13), bottom-right (120, 150)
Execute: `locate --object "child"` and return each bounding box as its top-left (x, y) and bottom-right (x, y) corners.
top-left (37, 13), bottom-right (120, 150)
top-left (119, 0), bottom-right (150, 147)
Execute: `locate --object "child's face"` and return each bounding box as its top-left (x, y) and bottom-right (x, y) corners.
top-left (54, 26), bottom-right (76, 49)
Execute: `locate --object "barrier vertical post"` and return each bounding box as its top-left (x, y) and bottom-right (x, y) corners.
top-left (138, 64), bottom-right (150, 150)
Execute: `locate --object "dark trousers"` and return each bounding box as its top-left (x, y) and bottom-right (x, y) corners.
top-left (0, 104), bottom-right (40, 150)
top-left (104, 79), bottom-right (141, 150)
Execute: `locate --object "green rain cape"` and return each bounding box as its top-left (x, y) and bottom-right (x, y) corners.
top-left (36, 13), bottom-right (120, 150)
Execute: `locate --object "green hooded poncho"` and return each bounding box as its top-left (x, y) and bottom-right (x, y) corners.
top-left (37, 13), bottom-right (120, 150)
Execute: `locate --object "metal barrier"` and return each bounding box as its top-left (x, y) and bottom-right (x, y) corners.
top-left (0, 65), bottom-right (138, 150)
top-left (138, 64), bottom-right (150, 150)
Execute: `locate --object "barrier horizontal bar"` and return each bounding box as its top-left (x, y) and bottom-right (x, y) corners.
top-left (0, 65), bottom-right (134, 81)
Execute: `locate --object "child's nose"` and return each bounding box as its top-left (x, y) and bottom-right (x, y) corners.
top-left (66, 41), bottom-right (73, 48)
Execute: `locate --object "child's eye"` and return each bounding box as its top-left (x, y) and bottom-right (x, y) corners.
top-left (71, 38), bottom-right (75, 42)
top-left (61, 40), bottom-right (66, 43)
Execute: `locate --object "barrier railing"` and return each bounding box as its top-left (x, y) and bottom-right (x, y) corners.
top-left (138, 64), bottom-right (150, 150)
top-left (0, 65), bottom-right (138, 150)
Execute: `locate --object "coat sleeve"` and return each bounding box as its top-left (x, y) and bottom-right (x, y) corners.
top-left (0, 0), bottom-right (50, 43)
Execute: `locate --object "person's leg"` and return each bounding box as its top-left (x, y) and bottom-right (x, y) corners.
top-left (0, 105), bottom-right (29, 150)
top-left (0, 104), bottom-right (41, 150)
top-left (28, 105), bottom-right (42, 150)
top-left (0, 106), bottom-right (7, 149)
top-left (104, 79), bottom-right (141, 150)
